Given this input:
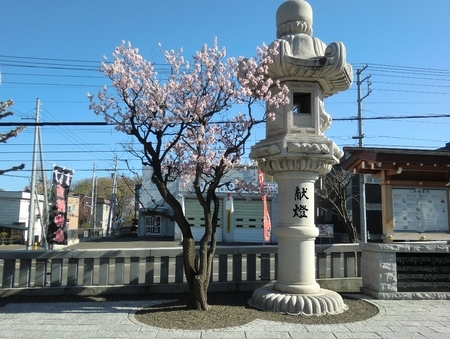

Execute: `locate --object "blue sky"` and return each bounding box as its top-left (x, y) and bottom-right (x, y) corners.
top-left (1, 0), bottom-right (450, 191)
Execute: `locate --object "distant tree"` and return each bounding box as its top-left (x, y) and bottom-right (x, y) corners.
top-left (88, 40), bottom-right (288, 310)
top-left (74, 195), bottom-right (90, 226)
top-left (315, 166), bottom-right (358, 243)
top-left (0, 100), bottom-right (25, 175)
top-left (115, 175), bottom-right (137, 226)
top-left (71, 175), bottom-right (137, 227)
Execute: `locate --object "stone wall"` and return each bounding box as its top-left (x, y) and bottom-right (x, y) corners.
top-left (360, 242), bottom-right (450, 300)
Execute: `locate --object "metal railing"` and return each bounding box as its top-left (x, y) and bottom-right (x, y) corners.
top-left (0, 243), bottom-right (361, 296)
top-left (68, 228), bottom-right (104, 240)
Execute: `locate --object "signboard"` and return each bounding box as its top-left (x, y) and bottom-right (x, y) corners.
top-left (204, 181), bottom-right (278, 195)
top-left (317, 224), bottom-right (334, 238)
top-left (392, 188), bottom-right (449, 232)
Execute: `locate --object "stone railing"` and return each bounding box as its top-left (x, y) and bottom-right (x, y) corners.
top-left (0, 243), bottom-right (361, 297)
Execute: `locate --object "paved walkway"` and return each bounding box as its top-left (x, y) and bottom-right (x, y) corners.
top-left (1, 296), bottom-right (449, 338)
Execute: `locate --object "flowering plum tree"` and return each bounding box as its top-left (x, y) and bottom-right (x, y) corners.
top-left (88, 39), bottom-right (289, 310)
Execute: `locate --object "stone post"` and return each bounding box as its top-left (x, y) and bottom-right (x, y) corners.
top-left (248, 0), bottom-right (354, 315)
top-left (273, 171), bottom-right (320, 295)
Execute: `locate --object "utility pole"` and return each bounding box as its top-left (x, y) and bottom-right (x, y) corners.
top-left (27, 98), bottom-right (40, 250)
top-left (353, 64), bottom-right (372, 243)
top-left (90, 163), bottom-right (96, 229)
top-left (106, 156), bottom-right (118, 236)
top-left (38, 111), bottom-right (49, 249)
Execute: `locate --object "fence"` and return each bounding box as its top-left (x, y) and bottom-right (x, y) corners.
top-left (0, 243), bottom-right (361, 297)
top-left (67, 228), bottom-right (104, 241)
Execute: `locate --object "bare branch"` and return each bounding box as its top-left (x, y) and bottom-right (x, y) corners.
top-left (0, 163), bottom-right (25, 175)
top-left (0, 100), bottom-right (26, 175)
top-left (316, 166), bottom-right (359, 243)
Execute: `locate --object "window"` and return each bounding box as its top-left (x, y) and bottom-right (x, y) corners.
top-left (145, 216), bottom-right (161, 235)
top-left (293, 93), bottom-right (311, 114)
top-left (293, 92), bottom-right (312, 128)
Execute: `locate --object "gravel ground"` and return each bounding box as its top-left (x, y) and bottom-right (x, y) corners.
top-left (134, 291), bottom-right (379, 330)
top-left (0, 291), bottom-right (378, 330)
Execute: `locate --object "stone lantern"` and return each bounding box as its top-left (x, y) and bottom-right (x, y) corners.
top-left (249, 0), bottom-right (353, 315)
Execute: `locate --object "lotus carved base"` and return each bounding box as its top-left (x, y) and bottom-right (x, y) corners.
top-left (249, 285), bottom-right (348, 316)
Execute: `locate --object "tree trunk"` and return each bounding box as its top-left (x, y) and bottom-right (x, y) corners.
top-left (190, 274), bottom-right (210, 310)
top-left (344, 220), bottom-right (358, 243)
top-left (151, 173), bottom-right (217, 310)
top-left (182, 236), bottom-right (210, 310)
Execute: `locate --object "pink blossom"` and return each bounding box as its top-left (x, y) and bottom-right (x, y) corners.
top-left (88, 39), bottom-right (289, 193)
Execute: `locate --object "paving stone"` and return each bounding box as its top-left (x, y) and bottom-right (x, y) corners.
top-left (0, 298), bottom-right (448, 339)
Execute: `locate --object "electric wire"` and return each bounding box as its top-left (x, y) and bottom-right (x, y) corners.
top-left (2, 55), bottom-right (450, 187)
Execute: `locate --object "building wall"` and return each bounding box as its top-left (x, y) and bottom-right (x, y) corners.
top-left (0, 191), bottom-right (45, 242)
top-left (140, 166), bottom-right (180, 209)
top-left (0, 191), bottom-right (26, 224)
top-left (67, 196), bottom-right (80, 230)
top-left (139, 165), bottom-right (383, 244)
top-left (95, 202), bottom-right (110, 232)
top-left (350, 177), bottom-right (383, 241)
top-left (138, 167), bottom-right (279, 243)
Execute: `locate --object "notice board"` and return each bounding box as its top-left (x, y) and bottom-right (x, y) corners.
top-left (392, 188), bottom-right (448, 232)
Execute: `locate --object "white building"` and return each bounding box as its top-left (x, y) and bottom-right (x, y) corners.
top-left (94, 198), bottom-right (111, 234)
top-left (137, 167), bottom-right (278, 244)
top-left (0, 191), bottom-right (45, 244)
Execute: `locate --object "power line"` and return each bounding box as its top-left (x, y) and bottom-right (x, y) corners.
top-left (369, 73), bottom-right (450, 83)
top-left (0, 121), bottom-right (108, 126)
top-left (0, 54), bottom-right (101, 64)
top-left (0, 62), bottom-right (98, 72)
top-left (4, 81), bottom-right (101, 87)
top-left (375, 81), bottom-right (450, 88)
top-left (4, 54), bottom-right (450, 74)
top-left (3, 54), bottom-right (450, 92)
top-left (373, 88), bottom-right (450, 95)
top-left (36, 102), bottom-right (108, 161)
top-left (365, 63), bottom-right (450, 74)
top-left (1, 56), bottom-right (449, 161)
top-left (2, 72), bottom-right (104, 79)
top-left (1, 111), bottom-right (449, 127)
top-left (334, 114), bottom-right (450, 121)
top-left (0, 149), bottom-right (124, 154)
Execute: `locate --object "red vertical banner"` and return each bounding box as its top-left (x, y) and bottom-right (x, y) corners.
top-left (259, 170), bottom-right (271, 243)
top-left (47, 166), bottom-right (74, 245)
